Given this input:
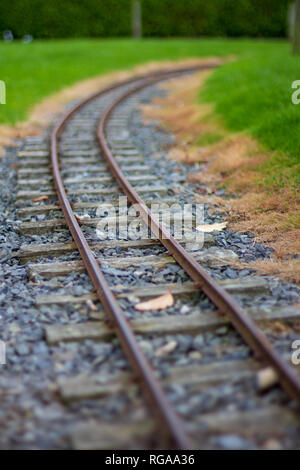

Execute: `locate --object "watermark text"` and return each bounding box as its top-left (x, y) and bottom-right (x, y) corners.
top-left (0, 81), bottom-right (6, 104)
top-left (291, 80), bottom-right (300, 104)
top-left (0, 340), bottom-right (6, 364)
top-left (95, 197), bottom-right (204, 244)
top-left (291, 339), bottom-right (300, 365)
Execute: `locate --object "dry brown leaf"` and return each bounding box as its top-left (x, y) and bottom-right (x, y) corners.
top-left (75, 213), bottom-right (91, 222)
top-left (114, 284), bottom-right (126, 292)
top-left (86, 299), bottom-right (98, 311)
top-left (256, 367), bottom-right (279, 392)
top-left (134, 291), bottom-right (174, 311)
top-left (273, 321), bottom-right (289, 333)
top-left (196, 222), bottom-right (227, 232)
top-left (32, 195), bottom-right (48, 202)
top-left (155, 340), bottom-right (177, 357)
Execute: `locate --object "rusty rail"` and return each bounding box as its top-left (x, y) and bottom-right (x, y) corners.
top-left (51, 65), bottom-right (300, 450)
top-left (97, 75), bottom-right (300, 406)
top-left (51, 66), bottom-right (212, 450)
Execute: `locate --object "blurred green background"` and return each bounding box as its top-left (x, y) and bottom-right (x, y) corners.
top-left (0, 0), bottom-right (289, 38)
top-left (0, 0), bottom-right (299, 190)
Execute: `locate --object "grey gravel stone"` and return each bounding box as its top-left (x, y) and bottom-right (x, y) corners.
top-left (193, 335), bottom-right (205, 350)
top-left (215, 434), bottom-right (254, 450)
top-left (216, 326), bottom-right (228, 336)
top-left (0, 78), bottom-right (299, 451)
top-left (15, 344), bottom-right (31, 356)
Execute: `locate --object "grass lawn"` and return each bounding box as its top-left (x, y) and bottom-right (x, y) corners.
top-left (0, 38), bottom-right (290, 124)
top-left (201, 41), bottom-right (300, 190)
top-left (0, 38), bottom-right (299, 188)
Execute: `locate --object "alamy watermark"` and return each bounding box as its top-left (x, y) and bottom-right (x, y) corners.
top-left (0, 340), bottom-right (6, 365)
top-left (0, 80), bottom-right (6, 104)
top-left (291, 340), bottom-right (300, 366)
top-left (94, 197), bottom-right (204, 244)
top-left (291, 80), bottom-right (300, 104)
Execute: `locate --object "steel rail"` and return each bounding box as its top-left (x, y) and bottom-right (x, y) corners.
top-left (50, 67), bottom-right (212, 450)
top-left (97, 76), bottom-right (300, 406)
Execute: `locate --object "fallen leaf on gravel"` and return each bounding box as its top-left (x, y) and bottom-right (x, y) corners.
top-left (86, 299), bottom-right (98, 311)
top-left (256, 367), bottom-right (278, 391)
top-left (273, 321), bottom-right (288, 333)
top-left (114, 284), bottom-right (126, 292)
top-left (292, 321), bottom-right (300, 333)
top-left (134, 291), bottom-right (174, 311)
top-left (155, 340), bottom-right (177, 357)
top-left (75, 213), bottom-right (91, 221)
top-left (32, 195), bottom-right (49, 202)
top-left (196, 222), bottom-right (227, 232)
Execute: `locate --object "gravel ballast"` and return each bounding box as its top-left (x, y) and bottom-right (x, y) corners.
top-left (0, 80), bottom-right (299, 449)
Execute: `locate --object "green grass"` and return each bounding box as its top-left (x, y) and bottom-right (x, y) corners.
top-left (201, 41), bottom-right (300, 189)
top-left (0, 37), bottom-right (299, 188)
top-left (0, 37), bottom-right (288, 124)
top-left (196, 131), bottom-right (224, 146)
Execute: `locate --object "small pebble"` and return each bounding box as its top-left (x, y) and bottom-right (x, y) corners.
top-left (216, 435), bottom-right (253, 450)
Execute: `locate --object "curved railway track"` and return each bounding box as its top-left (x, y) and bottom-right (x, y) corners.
top-left (15, 65), bottom-right (300, 449)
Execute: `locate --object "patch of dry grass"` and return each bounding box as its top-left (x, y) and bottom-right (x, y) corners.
top-left (249, 258), bottom-right (300, 284)
top-left (142, 69), bottom-right (300, 284)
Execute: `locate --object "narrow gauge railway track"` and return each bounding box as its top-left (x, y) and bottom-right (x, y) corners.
top-left (15, 66), bottom-right (300, 449)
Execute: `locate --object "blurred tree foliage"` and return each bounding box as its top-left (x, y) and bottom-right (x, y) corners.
top-left (143, 0), bottom-right (290, 37)
top-left (0, 0), bottom-right (131, 38)
top-left (0, 0), bottom-right (289, 38)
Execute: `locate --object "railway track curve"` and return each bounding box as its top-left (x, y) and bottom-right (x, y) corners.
top-left (14, 64), bottom-right (300, 449)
